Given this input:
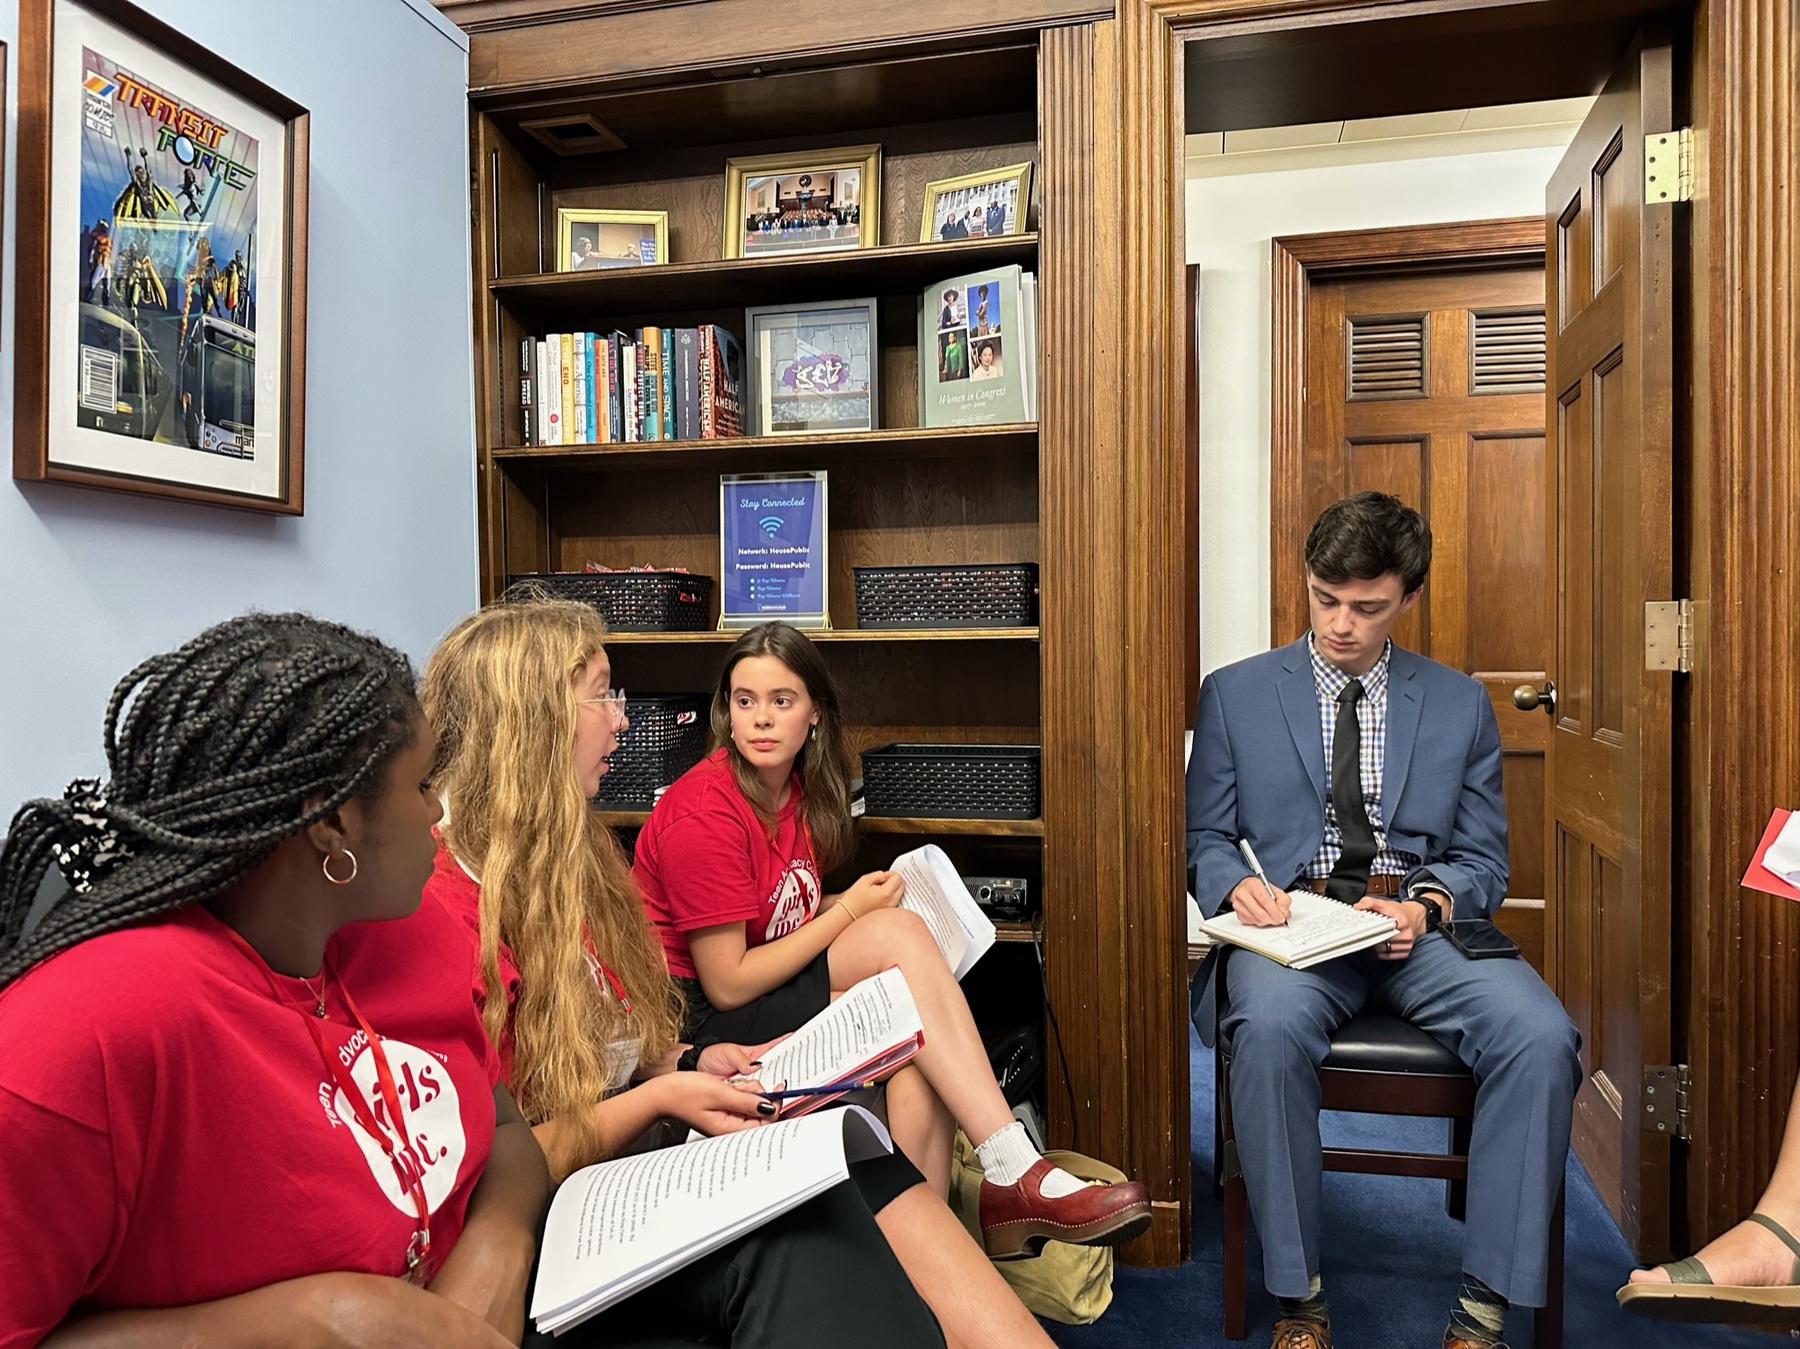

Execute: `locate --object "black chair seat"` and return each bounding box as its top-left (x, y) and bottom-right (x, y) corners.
top-left (1321, 1012), bottom-right (1469, 1077)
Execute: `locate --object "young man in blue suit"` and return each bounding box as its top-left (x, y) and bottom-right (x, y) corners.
top-left (1186, 492), bottom-right (1580, 1349)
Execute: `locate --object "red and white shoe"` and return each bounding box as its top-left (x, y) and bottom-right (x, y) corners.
top-left (978, 1159), bottom-right (1152, 1260)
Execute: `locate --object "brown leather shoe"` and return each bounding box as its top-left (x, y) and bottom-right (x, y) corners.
top-left (978, 1158), bottom-right (1152, 1259)
top-left (1271, 1317), bottom-right (1332, 1349)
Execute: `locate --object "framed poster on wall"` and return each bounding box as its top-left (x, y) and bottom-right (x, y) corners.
top-left (13, 0), bottom-right (310, 513)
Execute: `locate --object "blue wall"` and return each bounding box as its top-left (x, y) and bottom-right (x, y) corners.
top-left (0, 0), bottom-right (477, 810)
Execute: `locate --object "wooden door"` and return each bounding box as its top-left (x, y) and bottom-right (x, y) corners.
top-left (1541, 34), bottom-right (1676, 1257)
top-left (1284, 251), bottom-right (1551, 970)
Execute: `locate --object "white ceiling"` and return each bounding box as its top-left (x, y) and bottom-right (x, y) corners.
top-left (1186, 97), bottom-right (1595, 177)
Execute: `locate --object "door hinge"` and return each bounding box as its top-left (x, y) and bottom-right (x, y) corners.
top-left (1641, 1064), bottom-right (1691, 1141)
top-left (1645, 128), bottom-right (1694, 204)
top-left (1645, 599), bottom-right (1693, 673)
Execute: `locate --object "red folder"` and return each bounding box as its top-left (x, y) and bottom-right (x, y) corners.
top-left (1741, 808), bottom-right (1800, 902)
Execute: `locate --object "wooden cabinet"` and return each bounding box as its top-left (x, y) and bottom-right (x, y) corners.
top-left (460, 8), bottom-right (1192, 1265)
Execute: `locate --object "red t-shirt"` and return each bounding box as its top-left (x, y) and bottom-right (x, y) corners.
top-left (633, 749), bottom-right (822, 977)
top-left (0, 893), bottom-right (498, 1347)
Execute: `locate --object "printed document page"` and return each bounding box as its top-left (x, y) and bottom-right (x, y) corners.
top-left (890, 844), bottom-right (997, 979)
top-left (533, 1106), bottom-right (892, 1334)
top-left (753, 967), bottom-right (923, 1113)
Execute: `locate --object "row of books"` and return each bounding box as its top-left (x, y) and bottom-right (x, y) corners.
top-left (520, 325), bottom-right (746, 446)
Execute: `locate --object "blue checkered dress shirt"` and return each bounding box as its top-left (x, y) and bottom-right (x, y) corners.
top-left (1301, 637), bottom-right (1417, 881)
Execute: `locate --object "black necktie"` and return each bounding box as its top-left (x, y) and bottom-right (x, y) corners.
top-left (1325, 679), bottom-right (1377, 904)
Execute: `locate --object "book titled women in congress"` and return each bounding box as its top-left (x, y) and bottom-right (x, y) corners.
top-left (918, 265), bottom-right (1034, 426)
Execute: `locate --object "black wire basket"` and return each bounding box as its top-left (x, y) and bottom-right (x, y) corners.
top-left (506, 572), bottom-right (714, 632)
top-left (594, 695), bottom-right (711, 807)
top-left (853, 563), bottom-right (1038, 628)
top-left (859, 743), bottom-right (1041, 819)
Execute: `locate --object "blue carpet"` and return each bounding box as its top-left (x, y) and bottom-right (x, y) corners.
top-left (1046, 1028), bottom-right (1772, 1348)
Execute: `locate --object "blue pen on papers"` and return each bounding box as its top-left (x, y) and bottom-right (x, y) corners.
top-left (758, 1080), bottom-right (876, 1102)
top-left (1236, 839), bottom-right (1290, 928)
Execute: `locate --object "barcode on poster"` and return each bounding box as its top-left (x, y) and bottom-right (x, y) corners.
top-left (79, 346), bottom-right (119, 413)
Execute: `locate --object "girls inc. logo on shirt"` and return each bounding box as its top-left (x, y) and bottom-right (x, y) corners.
top-left (324, 1036), bottom-right (466, 1215)
top-left (765, 861), bottom-right (821, 941)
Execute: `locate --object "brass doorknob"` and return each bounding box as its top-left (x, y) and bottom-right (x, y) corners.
top-left (1512, 681), bottom-right (1557, 715)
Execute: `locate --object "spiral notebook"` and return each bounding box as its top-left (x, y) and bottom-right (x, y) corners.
top-left (1195, 890), bottom-right (1397, 969)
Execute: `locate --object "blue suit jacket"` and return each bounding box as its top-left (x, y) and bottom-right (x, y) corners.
top-left (1185, 636), bottom-right (1509, 1042)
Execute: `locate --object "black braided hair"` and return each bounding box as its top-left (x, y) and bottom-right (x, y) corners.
top-left (0, 613), bottom-right (419, 989)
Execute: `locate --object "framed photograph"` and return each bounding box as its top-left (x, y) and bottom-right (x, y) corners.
top-left (744, 298), bottom-right (878, 437)
top-left (13, 0), bottom-right (309, 513)
top-left (724, 145), bottom-right (880, 260)
top-left (719, 471), bottom-right (829, 629)
top-left (556, 207), bottom-right (667, 272)
top-left (919, 161), bottom-right (1033, 243)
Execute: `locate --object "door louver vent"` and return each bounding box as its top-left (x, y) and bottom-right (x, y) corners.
top-left (1347, 314), bottom-right (1427, 400)
top-left (1470, 308), bottom-right (1547, 394)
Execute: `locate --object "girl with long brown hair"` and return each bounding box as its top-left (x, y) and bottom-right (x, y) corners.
top-left (634, 620), bottom-right (1152, 1262)
top-left (422, 597), bottom-right (1056, 1349)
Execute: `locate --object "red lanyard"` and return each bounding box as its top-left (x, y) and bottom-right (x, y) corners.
top-left (223, 927), bottom-right (433, 1281)
top-left (580, 930), bottom-right (634, 1013)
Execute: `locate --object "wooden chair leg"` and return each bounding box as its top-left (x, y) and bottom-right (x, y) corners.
top-left (1224, 1170), bottom-right (1249, 1340)
top-left (1446, 1113), bottom-right (1472, 1220)
top-left (1219, 1048), bottom-right (1249, 1340)
top-left (1533, 1180), bottom-right (1565, 1349)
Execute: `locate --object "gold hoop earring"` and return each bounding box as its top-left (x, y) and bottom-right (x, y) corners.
top-left (322, 849), bottom-right (358, 885)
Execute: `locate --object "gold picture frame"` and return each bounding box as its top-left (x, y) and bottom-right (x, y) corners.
top-left (555, 207), bottom-right (667, 272)
top-left (919, 161), bottom-right (1033, 243)
top-left (723, 144), bottom-right (880, 260)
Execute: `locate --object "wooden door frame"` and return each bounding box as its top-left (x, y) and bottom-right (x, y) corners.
top-left (1267, 217), bottom-right (1547, 644)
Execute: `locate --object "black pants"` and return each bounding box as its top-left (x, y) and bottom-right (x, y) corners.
top-left (524, 1176), bottom-right (944, 1349)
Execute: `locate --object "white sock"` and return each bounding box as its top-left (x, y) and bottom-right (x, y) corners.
top-left (975, 1121), bottom-right (1088, 1197)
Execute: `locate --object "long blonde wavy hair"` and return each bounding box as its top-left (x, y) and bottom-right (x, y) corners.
top-left (421, 598), bottom-right (682, 1150)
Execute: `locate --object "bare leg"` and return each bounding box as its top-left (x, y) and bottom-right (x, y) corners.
top-left (876, 1183), bottom-right (1057, 1349)
top-left (826, 909), bottom-right (1015, 1145)
top-left (1630, 1076), bottom-right (1800, 1285)
top-left (885, 1062), bottom-right (955, 1199)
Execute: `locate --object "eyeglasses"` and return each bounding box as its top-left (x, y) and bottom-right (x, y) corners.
top-left (577, 689), bottom-right (628, 721)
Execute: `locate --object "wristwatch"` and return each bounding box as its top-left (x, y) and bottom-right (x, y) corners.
top-left (1404, 885), bottom-right (1447, 933)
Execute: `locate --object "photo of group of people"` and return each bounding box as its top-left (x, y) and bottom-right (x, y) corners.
top-left (929, 177), bottom-right (1021, 242)
top-left (935, 279), bottom-right (1004, 383)
top-left (739, 167), bottom-right (864, 257)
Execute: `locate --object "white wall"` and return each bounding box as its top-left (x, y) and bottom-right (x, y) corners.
top-left (1187, 144), bottom-right (1569, 677)
top-left (0, 0), bottom-right (476, 810)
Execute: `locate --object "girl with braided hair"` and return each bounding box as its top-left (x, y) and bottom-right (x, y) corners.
top-left (420, 597), bottom-right (1047, 1349)
top-left (0, 613), bottom-right (548, 1347)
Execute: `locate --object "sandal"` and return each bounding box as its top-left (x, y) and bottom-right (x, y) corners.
top-left (1615, 1212), bottom-right (1800, 1325)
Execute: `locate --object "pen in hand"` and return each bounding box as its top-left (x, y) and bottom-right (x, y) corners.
top-left (758, 1080), bottom-right (877, 1102)
top-left (1236, 838), bottom-right (1290, 928)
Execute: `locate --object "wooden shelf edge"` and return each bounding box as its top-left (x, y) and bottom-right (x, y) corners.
top-left (604, 627), bottom-right (1040, 644)
top-left (597, 810), bottom-right (1044, 836)
top-left (855, 815), bottom-right (1044, 836)
top-left (489, 234), bottom-right (1040, 299)
top-left (489, 422), bottom-right (1038, 464)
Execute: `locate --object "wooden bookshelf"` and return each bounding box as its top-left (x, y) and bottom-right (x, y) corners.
top-left (458, 7), bottom-right (1194, 1268)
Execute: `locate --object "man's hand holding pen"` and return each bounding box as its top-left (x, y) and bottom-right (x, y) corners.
top-left (1227, 873), bottom-right (1293, 927)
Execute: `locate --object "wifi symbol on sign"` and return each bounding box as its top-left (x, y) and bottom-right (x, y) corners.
top-left (759, 516), bottom-right (783, 536)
